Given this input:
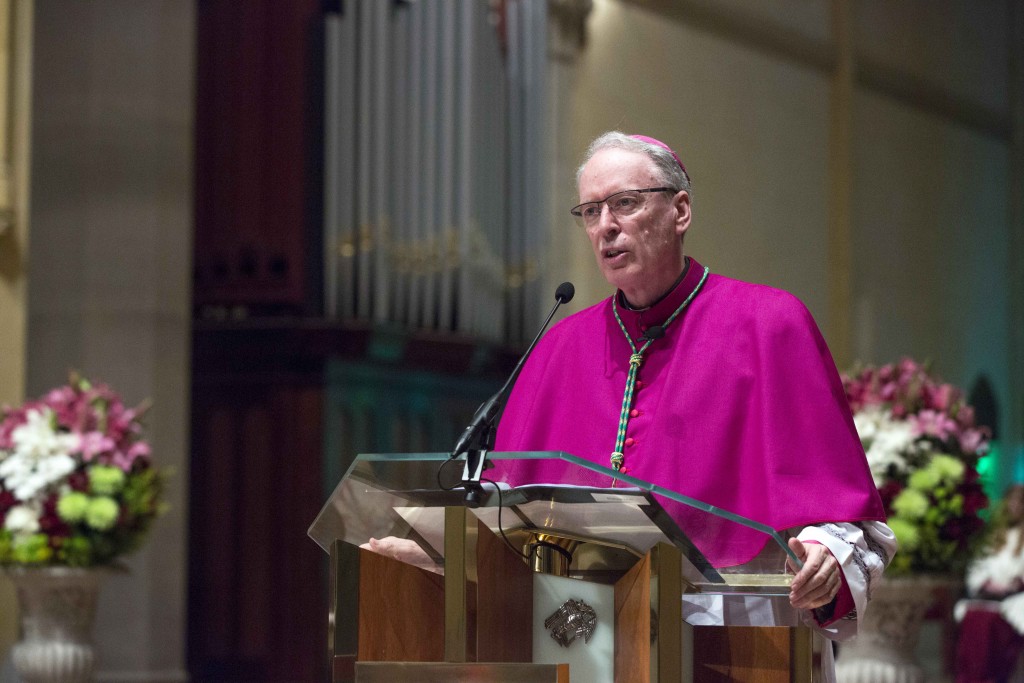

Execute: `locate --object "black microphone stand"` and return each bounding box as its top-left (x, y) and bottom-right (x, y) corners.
top-left (451, 282), bottom-right (574, 507)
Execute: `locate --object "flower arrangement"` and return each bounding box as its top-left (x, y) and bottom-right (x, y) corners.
top-left (843, 358), bottom-right (990, 576)
top-left (0, 374), bottom-right (165, 567)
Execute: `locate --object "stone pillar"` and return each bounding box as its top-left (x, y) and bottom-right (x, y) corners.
top-left (546, 0), bottom-right (593, 307)
top-left (0, 0), bottom-right (34, 665)
top-left (826, 0), bottom-right (853, 368)
top-left (23, 2), bottom-right (193, 680)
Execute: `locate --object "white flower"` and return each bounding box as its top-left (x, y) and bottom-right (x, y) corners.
top-left (852, 409), bottom-right (879, 442)
top-left (3, 504), bottom-right (40, 535)
top-left (0, 408), bottom-right (79, 502)
top-left (853, 406), bottom-right (921, 486)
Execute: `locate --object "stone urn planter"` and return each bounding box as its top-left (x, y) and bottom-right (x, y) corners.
top-left (4, 566), bottom-right (111, 683)
top-left (835, 575), bottom-right (954, 683)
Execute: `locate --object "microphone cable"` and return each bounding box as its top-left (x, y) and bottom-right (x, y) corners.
top-left (433, 463), bottom-right (530, 561)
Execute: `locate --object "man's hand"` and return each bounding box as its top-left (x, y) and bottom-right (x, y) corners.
top-left (787, 538), bottom-right (841, 609)
top-left (360, 536), bottom-right (440, 573)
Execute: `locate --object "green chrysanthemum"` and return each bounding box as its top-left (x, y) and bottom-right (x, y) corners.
top-left (891, 488), bottom-right (930, 519)
top-left (887, 517), bottom-right (920, 551)
top-left (948, 493), bottom-right (964, 515)
top-left (928, 453), bottom-right (965, 484)
top-left (908, 466), bottom-right (940, 491)
top-left (57, 492), bottom-right (91, 523)
top-left (84, 497), bottom-right (120, 531)
top-left (89, 465), bottom-right (127, 496)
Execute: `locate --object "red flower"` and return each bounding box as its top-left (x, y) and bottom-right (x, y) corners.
top-left (942, 515), bottom-right (985, 545)
top-left (878, 481), bottom-right (904, 511)
top-left (67, 471), bottom-right (90, 492)
top-left (0, 488), bottom-right (16, 514)
top-left (961, 486), bottom-right (989, 516)
top-left (39, 496), bottom-right (70, 539)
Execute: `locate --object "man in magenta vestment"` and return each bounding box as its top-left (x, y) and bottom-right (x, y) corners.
top-left (492, 132), bottom-right (896, 649)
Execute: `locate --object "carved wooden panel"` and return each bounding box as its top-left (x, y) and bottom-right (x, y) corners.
top-left (188, 374), bottom-right (326, 682)
top-left (194, 0), bottom-right (322, 313)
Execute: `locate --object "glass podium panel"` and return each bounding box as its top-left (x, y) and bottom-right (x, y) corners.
top-left (308, 451), bottom-right (799, 596)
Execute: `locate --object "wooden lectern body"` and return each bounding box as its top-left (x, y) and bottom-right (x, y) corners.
top-left (309, 451), bottom-right (820, 683)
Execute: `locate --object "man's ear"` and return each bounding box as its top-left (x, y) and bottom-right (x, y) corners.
top-left (673, 190), bottom-right (691, 241)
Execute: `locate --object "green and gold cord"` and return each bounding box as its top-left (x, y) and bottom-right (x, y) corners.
top-left (609, 266), bottom-right (709, 475)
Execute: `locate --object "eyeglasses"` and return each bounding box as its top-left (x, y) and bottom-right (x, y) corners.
top-left (569, 187), bottom-right (677, 227)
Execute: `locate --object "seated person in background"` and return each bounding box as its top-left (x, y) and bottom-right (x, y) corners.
top-left (956, 484), bottom-right (1024, 682)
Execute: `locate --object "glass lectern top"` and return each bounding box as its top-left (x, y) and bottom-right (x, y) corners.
top-left (308, 451), bottom-right (800, 595)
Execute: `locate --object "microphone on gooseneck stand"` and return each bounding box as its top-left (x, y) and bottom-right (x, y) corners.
top-left (452, 281), bottom-right (575, 506)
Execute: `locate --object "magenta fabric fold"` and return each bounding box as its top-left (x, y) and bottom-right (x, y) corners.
top-left (493, 258), bottom-right (885, 567)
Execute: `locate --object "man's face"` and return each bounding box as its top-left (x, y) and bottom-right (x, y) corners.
top-left (577, 148), bottom-right (690, 307)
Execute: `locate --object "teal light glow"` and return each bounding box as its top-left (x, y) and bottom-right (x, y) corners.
top-left (977, 442), bottom-right (1001, 520)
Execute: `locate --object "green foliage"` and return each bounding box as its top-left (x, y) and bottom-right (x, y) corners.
top-left (11, 534), bottom-right (52, 564)
top-left (0, 530), bottom-right (11, 563)
top-left (55, 535), bottom-right (94, 566)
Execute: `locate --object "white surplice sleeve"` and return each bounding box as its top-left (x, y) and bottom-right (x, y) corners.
top-left (680, 522), bottom-right (895, 683)
top-left (796, 520), bottom-right (897, 641)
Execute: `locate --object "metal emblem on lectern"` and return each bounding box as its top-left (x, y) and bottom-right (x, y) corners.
top-left (544, 598), bottom-right (597, 647)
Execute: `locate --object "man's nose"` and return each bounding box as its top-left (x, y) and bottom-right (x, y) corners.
top-left (596, 202), bottom-right (619, 232)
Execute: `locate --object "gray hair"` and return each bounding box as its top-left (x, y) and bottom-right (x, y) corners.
top-left (575, 131), bottom-right (692, 200)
